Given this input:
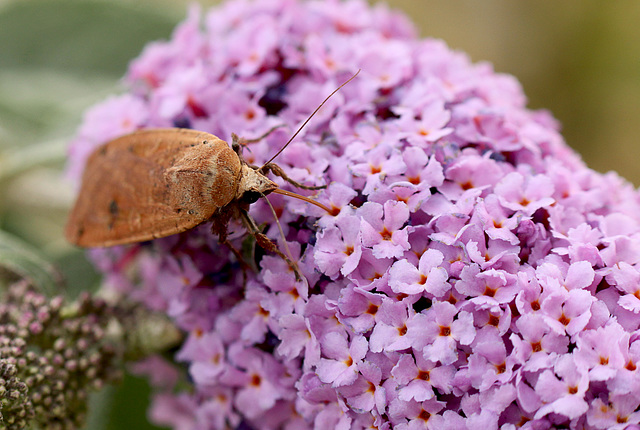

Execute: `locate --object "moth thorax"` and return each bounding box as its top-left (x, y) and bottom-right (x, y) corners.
top-left (236, 164), bottom-right (278, 202)
top-left (164, 145), bottom-right (241, 216)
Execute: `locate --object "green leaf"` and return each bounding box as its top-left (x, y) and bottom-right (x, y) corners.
top-left (0, 229), bottom-right (63, 294)
top-left (106, 373), bottom-right (163, 430)
top-left (86, 373), bottom-right (163, 430)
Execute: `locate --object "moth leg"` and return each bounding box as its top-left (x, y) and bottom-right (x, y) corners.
top-left (239, 210), bottom-right (303, 282)
top-left (231, 125), bottom-right (286, 154)
top-left (261, 162), bottom-right (327, 190)
top-left (211, 208), bottom-right (253, 280)
top-left (211, 207), bottom-right (233, 243)
top-left (220, 238), bottom-right (254, 284)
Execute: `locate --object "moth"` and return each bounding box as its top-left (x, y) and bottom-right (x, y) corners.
top-left (65, 72), bottom-right (357, 271)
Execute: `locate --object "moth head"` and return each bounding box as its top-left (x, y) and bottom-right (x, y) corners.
top-left (237, 164), bottom-right (278, 203)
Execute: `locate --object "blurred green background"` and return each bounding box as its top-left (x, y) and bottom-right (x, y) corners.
top-left (0, 0), bottom-right (639, 428)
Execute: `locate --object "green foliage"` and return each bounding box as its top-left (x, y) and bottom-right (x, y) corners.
top-left (0, 0), bottom-right (177, 75)
top-left (0, 229), bottom-right (63, 294)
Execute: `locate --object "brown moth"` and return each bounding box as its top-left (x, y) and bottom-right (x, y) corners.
top-left (65, 72), bottom-right (358, 269)
top-left (65, 128), bottom-right (326, 261)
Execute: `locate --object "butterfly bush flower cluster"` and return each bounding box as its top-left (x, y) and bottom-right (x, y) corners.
top-left (67, 0), bottom-right (640, 428)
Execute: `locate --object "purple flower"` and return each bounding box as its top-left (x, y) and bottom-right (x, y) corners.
top-left (67, 0), bottom-right (640, 427)
top-left (335, 285), bottom-right (385, 334)
top-left (388, 397), bottom-right (446, 430)
top-left (177, 331), bottom-right (227, 387)
top-left (368, 299), bottom-right (413, 353)
top-left (276, 313), bottom-right (320, 368)
top-left (586, 394), bottom-right (640, 429)
top-left (511, 313), bottom-right (568, 372)
top-left (540, 287), bottom-right (595, 336)
top-left (219, 345), bottom-right (294, 420)
top-left (338, 360), bottom-right (384, 415)
top-left (391, 353), bottom-right (455, 402)
top-left (316, 333), bottom-right (368, 387)
top-left (466, 330), bottom-right (515, 391)
top-left (351, 144), bottom-right (407, 195)
top-left (389, 248), bottom-right (449, 297)
top-left (574, 322), bottom-right (626, 382)
top-left (395, 100), bottom-right (453, 146)
top-left (360, 201), bottom-right (411, 259)
top-left (420, 301), bottom-right (475, 365)
top-left (534, 355), bottom-right (590, 420)
top-left (456, 265), bottom-right (519, 306)
top-left (314, 213), bottom-right (363, 278)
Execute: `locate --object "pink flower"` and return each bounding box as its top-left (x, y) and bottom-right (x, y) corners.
top-left (466, 330), bottom-right (516, 391)
top-left (219, 346), bottom-right (294, 420)
top-left (534, 355), bottom-right (590, 420)
top-left (316, 333), bottom-right (368, 387)
top-left (494, 172), bottom-right (555, 216)
top-left (456, 265), bottom-right (519, 306)
top-left (574, 322), bottom-right (627, 382)
top-left (275, 313), bottom-right (320, 369)
top-left (389, 249), bottom-right (449, 297)
top-left (338, 361), bottom-right (384, 415)
top-left (360, 201), bottom-right (411, 259)
top-left (177, 331), bottom-right (227, 387)
top-left (351, 143), bottom-right (407, 195)
top-left (395, 100), bottom-right (453, 146)
top-left (586, 394), bottom-right (640, 429)
top-left (540, 287), bottom-right (595, 336)
top-left (420, 301), bottom-right (475, 365)
top-left (336, 285), bottom-right (386, 334)
top-left (314, 213), bottom-right (363, 278)
top-left (368, 300), bottom-right (413, 353)
top-left (391, 353), bottom-right (455, 402)
top-left (511, 313), bottom-right (568, 372)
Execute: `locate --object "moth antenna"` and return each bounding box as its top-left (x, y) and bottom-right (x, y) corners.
top-left (259, 69), bottom-right (360, 171)
top-left (272, 188), bottom-right (331, 213)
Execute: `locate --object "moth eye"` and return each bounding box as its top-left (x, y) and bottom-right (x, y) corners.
top-left (241, 190), bottom-right (261, 204)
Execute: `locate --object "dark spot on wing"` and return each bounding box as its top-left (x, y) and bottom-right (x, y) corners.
top-left (108, 200), bottom-right (119, 230)
top-left (109, 200), bottom-right (119, 216)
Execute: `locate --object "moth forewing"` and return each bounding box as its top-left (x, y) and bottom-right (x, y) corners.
top-left (65, 128), bottom-right (245, 247)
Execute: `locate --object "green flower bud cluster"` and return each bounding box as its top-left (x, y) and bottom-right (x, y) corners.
top-left (0, 281), bottom-right (125, 429)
